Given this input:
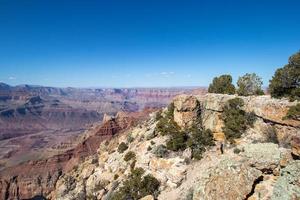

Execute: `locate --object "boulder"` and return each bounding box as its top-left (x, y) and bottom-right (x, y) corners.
top-left (173, 95), bottom-right (200, 128)
top-left (193, 159), bottom-right (262, 200)
top-left (149, 157), bottom-right (187, 188)
top-left (271, 161), bottom-right (300, 200)
top-left (242, 143), bottom-right (281, 171)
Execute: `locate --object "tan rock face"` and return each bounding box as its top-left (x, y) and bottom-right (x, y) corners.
top-left (243, 95), bottom-right (300, 127)
top-left (193, 159), bottom-right (262, 200)
top-left (291, 136), bottom-right (300, 157)
top-left (140, 195), bottom-right (154, 200)
top-left (173, 95), bottom-right (200, 128)
top-left (149, 157), bottom-right (187, 188)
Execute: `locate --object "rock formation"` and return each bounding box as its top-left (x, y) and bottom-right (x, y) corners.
top-left (43, 94), bottom-right (300, 200)
top-left (2, 93), bottom-right (300, 200)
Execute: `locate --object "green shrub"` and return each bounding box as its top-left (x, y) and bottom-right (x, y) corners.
top-left (124, 151), bottom-right (136, 162)
top-left (166, 132), bottom-right (188, 151)
top-left (269, 51), bottom-right (300, 100)
top-left (264, 126), bottom-right (279, 144)
top-left (127, 134), bottom-right (134, 143)
top-left (208, 74), bottom-right (236, 94)
top-left (153, 144), bottom-right (168, 158)
top-left (221, 98), bottom-right (256, 143)
top-left (147, 146), bottom-right (152, 151)
top-left (166, 102), bottom-right (175, 118)
top-left (156, 117), bottom-right (181, 136)
top-left (155, 110), bottom-right (163, 121)
top-left (233, 148), bottom-right (241, 154)
top-left (114, 174), bottom-right (119, 180)
top-left (150, 141), bottom-right (155, 145)
top-left (155, 102), bottom-right (180, 136)
top-left (237, 73), bottom-right (264, 96)
top-left (111, 168), bottom-right (160, 200)
top-left (185, 188), bottom-right (194, 200)
top-left (187, 126), bottom-right (214, 160)
top-left (285, 103), bottom-right (300, 120)
top-left (117, 142), bottom-right (128, 153)
top-left (130, 159), bottom-right (137, 170)
top-left (156, 102), bottom-right (214, 159)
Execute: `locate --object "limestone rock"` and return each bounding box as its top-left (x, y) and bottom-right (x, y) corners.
top-left (242, 143), bottom-right (281, 170)
top-left (271, 161), bottom-right (300, 200)
top-left (291, 136), bottom-right (300, 157)
top-left (140, 195), bottom-right (154, 200)
top-left (173, 95), bottom-right (200, 128)
top-left (149, 157), bottom-right (187, 187)
top-left (193, 158), bottom-right (262, 200)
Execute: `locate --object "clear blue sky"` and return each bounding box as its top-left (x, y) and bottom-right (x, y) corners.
top-left (0, 0), bottom-right (299, 88)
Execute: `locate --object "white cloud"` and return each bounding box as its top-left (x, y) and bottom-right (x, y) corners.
top-left (160, 72), bottom-right (175, 78)
top-left (8, 76), bottom-right (16, 80)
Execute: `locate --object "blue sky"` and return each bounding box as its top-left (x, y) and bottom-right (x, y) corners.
top-left (0, 0), bottom-right (299, 88)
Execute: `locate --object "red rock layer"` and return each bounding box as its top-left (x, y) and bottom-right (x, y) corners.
top-left (0, 109), bottom-right (153, 200)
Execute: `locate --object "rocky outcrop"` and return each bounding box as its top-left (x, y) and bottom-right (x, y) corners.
top-left (193, 159), bottom-right (262, 200)
top-left (271, 161), bottom-right (300, 200)
top-left (173, 94), bottom-right (300, 145)
top-left (191, 143), bottom-right (286, 200)
top-left (173, 95), bottom-right (201, 128)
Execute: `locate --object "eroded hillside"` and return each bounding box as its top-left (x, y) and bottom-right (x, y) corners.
top-left (43, 94), bottom-right (300, 200)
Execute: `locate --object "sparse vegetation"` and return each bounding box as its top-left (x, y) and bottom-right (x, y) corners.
top-left (147, 146), bottom-right (152, 151)
top-left (156, 118), bottom-right (181, 136)
top-left (94, 180), bottom-right (109, 192)
top-left (237, 73), bottom-right (264, 96)
top-left (111, 167), bottom-right (160, 200)
top-left (233, 148), bottom-right (241, 154)
top-left (284, 103), bottom-right (300, 120)
top-left (208, 74), bottom-right (236, 94)
top-left (114, 174), bottom-right (119, 180)
top-left (264, 126), bottom-right (279, 144)
top-left (221, 98), bottom-right (256, 143)
top-left (124, 151), bottom-right (136, 162)
top-left (187, 126), bottom-right (214, 160)
top-left (153, 144), bottom-right (168, 158)
top-left (269, 51), bottom-right (300, 100)
top-left (117, 142), bottom-right (128, 153)
top-left (156, 100), bottom-right (214, 159)
top-left (155, 103), bottom-right (181, 136)
top-left (127, 133), bottom-right (134, 143)
top-left (185, 188), bottom-right (194, 200)
top-left (166, 132), bottom-right (188, 151)
top-left (155, 110), bottom-right (163, 121)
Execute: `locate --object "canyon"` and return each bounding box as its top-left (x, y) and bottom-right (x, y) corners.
top-left (0, 83), bottom-right (206, 199)
top-left (1, 92), bottom-right (299, 199)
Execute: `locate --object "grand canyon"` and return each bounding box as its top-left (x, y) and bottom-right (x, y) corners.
top-left (0, 83), bottom-right (206, 199)
top-left (1, 1), bottom-right (300, 200)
